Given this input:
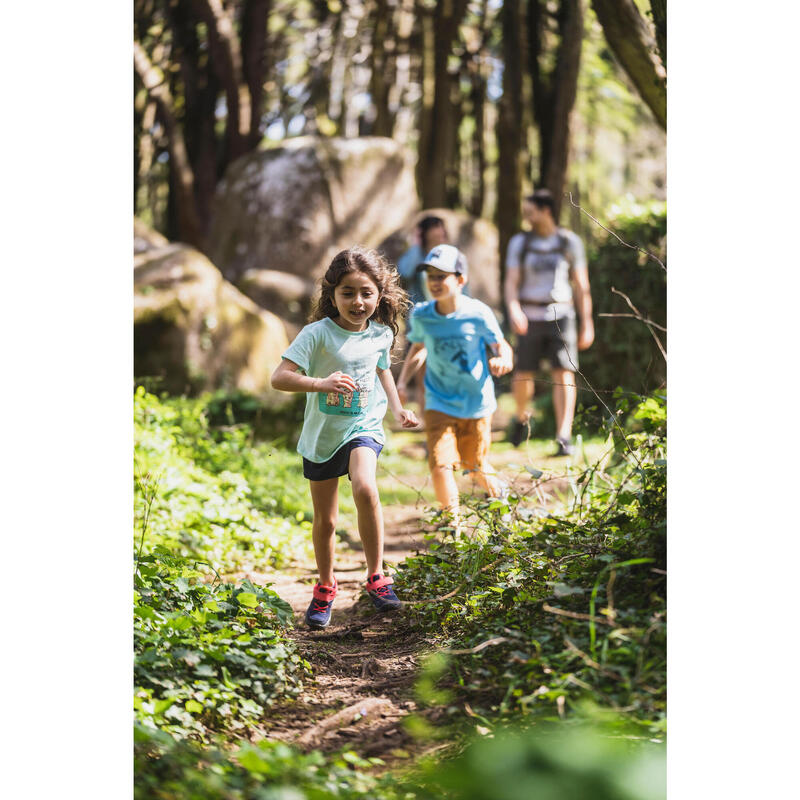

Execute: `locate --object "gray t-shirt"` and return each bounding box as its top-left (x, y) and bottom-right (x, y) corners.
top-left (505, 228), bottom-right (587, 321)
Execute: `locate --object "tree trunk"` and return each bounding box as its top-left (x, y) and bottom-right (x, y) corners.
top-left (445, 69), bottom-right (462, 208)
top-left (192, 0), bottom-right (251, 161)
top-left (420, 0), bottom-right (468, 208)
top-left (650, 0), bottom-right (666, 70)
top-left (368, 0), bottom-right (394, 137)
top-left (241, 0), bottom-right (271, 146)
top-left (169, 0), bottom-right (219, 236)
top-left (496, 0), bottom-right (525, 293)
top-left (134, 39), bottom-right (202, 246)
top-left (590, 0), bottom-right (666, 129)
top-left (540, 0), bottom-right (583, 220)
top-left (467, 55), bottom-right (486, 216)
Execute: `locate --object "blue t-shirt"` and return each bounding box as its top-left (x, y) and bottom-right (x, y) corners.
top-left (396, 244), bottom-right (430, 306)
top-left (407, 297), bottom-right (504, 419)
top-left (282, 318), bottom-right (393, 463)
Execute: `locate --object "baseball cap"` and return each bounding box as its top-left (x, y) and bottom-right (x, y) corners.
top-left (416, 244), bottom-right (468, 278)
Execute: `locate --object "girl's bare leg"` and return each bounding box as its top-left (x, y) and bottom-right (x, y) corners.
top-left (348, 447), bottom-right (383, 577)
top-left (309, 477), bottom-right (339, 585)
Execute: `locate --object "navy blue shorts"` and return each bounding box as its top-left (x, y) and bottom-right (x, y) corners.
top-left (302, 436), bottom-right (383, 481)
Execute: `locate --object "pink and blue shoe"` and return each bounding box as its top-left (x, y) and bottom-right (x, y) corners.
top-left (305, 578), bottom-right (337, 629)
top-left (365, 573), bottom-right (402, 612)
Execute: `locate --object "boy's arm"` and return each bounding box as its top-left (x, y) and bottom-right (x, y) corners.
top-left (486, 339), bottom-right (514, 377)
top-left (271, 358), bottom-right (357, 394)
top-left (377, 367), bottom-right (419, 428)
top-left (396, 341), bottom-right (427, 406)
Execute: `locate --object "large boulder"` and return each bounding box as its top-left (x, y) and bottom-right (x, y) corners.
top-left (377, 208), bottom-right (502, 311)
top-left (134, 216), bottom-right (169, 254)
top-left (208, 136), bottom-right (419, 284)
top-left (134, 243), bottom-right (290, 401)
top-left (237, 268), bottom-right (315, 339)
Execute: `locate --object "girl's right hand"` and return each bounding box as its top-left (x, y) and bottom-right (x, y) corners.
top-left (316, 371), bottom-right (357, 394)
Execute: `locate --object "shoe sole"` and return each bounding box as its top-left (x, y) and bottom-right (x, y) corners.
top-left (305, 615), bottom-right (332, 629)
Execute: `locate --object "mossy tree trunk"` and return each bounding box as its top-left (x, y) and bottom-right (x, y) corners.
top-left (590, 0), bottom-right (666, 129)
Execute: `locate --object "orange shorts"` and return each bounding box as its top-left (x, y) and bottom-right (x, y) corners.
top-left (425, 409), bottom-right (493, 473)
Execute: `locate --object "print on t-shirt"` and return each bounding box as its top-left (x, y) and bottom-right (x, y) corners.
top-left (319, 376), bottom-right (372, 416)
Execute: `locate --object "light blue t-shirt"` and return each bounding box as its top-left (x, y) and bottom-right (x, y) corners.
top-left (282, 317), bottom-right (393, 463)
top-left (407, 297), bottom-right (503, 419)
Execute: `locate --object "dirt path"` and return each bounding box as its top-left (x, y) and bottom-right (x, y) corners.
top-left (241, 423), bottom-right (582, 766)
top-left (249, 501), bottom-right (434, 766)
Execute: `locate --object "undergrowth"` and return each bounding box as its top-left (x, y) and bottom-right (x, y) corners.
top-left (396, 392), bottom-right (666, 738)
top-left (133, 384), bottom-right (666, 798)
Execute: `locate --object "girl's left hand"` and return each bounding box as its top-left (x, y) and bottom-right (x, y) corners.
top-left (398, 408), bottom-right (419, 428)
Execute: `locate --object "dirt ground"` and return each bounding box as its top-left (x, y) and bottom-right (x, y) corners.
top-left (239, 420), bottom-right (589, 768)
top-left (253, 502), bottom-right (434, 769)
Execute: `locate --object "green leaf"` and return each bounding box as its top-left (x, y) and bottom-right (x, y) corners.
top-left (236, 748), bottom-right (272, 774)
top-left (185, 699), bottom-right (203, 713)
top-left (237, 592), bottom-right (258, 608)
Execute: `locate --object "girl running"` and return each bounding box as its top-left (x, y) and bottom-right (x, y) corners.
top-left (271, 246), bottom-right (419, 629)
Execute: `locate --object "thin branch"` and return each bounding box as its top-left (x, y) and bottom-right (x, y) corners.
top-left (597, 313), bottom-right (666, 333)
top-left (543, 603), bottom-right (613, 625)
top-left (566, 192), bottom-right (666, 271)
top-left (610, 287), bottom-right (666, 361)
top-left (443, 636), bottom-right (512, 656)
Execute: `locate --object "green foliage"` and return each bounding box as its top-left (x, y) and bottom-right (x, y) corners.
top-left (396, 393), bottom-right (666, 735)
top-left (134, 386), bottom-right (315, 741)
top-left (580, 201), bottom-right (666, 396)
top-left (134, 386), bottom-right (314, 573)
top-left (203, 388), bottom-right (306, 444)
top-left (134, 550), bottom-right (310, 739)
top-left (134, 724), bottom-right (406, 800)
top-left (412, 718), bottom-right (665, 800)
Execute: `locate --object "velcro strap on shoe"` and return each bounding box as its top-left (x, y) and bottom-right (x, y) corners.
top-left (313, 580), bottom-right (337, 600)
top-left (366, 574), bottom-right (393, 590)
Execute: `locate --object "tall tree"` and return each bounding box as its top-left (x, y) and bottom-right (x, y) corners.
top-left (528, 0), bottom-right (584, 220)
top-left (496, 0), bottom-right (525, 291)
top-left (590, 0), bottom-right (666, 129)
top-left (367, 0), bottom-right (396, 136)
top-left (134, 0), bottom-right (271, 245)
top-left (418, 0), bottom-right (469, 208)
top-left (134, 38), bottom-right (203, 246)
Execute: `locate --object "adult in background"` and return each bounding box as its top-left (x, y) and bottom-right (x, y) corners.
top-left (396, 215), bottom-right (450, 412)
top-left (396, 215), bottom-right (449, 306)
top-left (504, 189), bottom-right (594, 456)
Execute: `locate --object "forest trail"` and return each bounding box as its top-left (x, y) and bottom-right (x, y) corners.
top-left (254, 488), bottom-right (435, 767)
top-left (238, 420), bottom-right (576, 767)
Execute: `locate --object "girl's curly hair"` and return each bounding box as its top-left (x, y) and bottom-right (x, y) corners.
top-left (311, 246), bottom-right (410, 341)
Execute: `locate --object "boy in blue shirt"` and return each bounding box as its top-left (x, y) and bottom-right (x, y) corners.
top-left (397, 245), bottom-right (513, 523)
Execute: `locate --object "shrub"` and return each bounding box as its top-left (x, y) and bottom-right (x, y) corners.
top-left (580, 200), bottom-right (666, 396)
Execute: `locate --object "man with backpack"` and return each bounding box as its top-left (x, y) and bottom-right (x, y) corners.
top-left (504, 189), bottom-right (594, 456)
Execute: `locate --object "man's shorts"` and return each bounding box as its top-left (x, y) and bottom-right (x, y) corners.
top-left (303, 436), bottom-right (383, 481)
top-left (425, 410), bottom-right (493, 473)
top-left (515, 315), bottom-right (579, 372)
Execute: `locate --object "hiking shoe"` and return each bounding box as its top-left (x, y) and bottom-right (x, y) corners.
top-left (305, 578), bottom-right (337, 629)
top-left (554, 437), bottom-right (575, 457)
top-left (365, 573), bottom-right (402, 612)
top-left (508, 418), bottom-right (529, 447)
